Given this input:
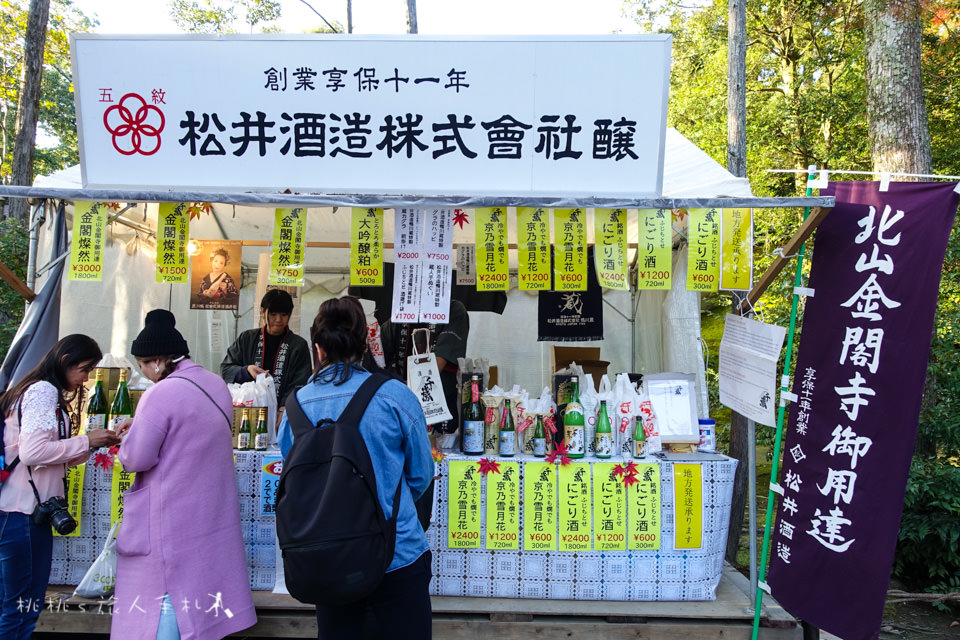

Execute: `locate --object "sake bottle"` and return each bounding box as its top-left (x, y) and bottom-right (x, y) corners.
top-left (498, 399), bottom-right (516, 457)
top-left (562, 376), bottom-right (585, 458)
top-left (532, 414), bottom-right (547, 458)
top-left (237, 409), bottom-right (252, 450)
top-left (461, 375), bottom-right (484, 455)
top-left (633, 416), bottom-right (647, 458)
top-left (108, 369), bottom-right (133, 431)
top-left (86, 369), bottom-right (108, 432)
top-left (254, 408), bottom-right (268, 451)
top-left (595, 400), bottom-right (613, 459)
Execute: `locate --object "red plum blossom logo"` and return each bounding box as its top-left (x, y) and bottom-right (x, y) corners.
top-left (103, 93), bottom-right (165, 156)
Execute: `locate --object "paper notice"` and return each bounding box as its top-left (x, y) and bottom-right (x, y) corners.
top-left (718, 314), bottom-right (787, 426)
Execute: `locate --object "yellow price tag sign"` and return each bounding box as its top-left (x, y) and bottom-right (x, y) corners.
top-left (474, 207), bottom-right (509, 291)
top-left (111, 458), bottom-right (136, 527)
top-left (155, 203), bottom-right (190, 284)
top-left (628, 463), bottom-right (662, 550)
top-left (350, 208), bottom-right (384, 286)
top-left (446, 460), bottom-right (482, 548)
top-left (594, 208), bottom-right (629, 290)
top-left (636, 208), bottom-right (672, 290)
top-left (553, 208), bottom-right (588, 291)
top-left (686, 208), bottom-right (720, 292)
top-left (673, 463), bottom-right (703, 549)
top-left (55, 465), bottom-right (85, 537)
top-left (270, 208), bottom-right (307, 286)
top-left (68, 201), bottom-right (108, 282)
top-left (522, 462), bottom-right (557, 551)
top-left (516, 207), bottom-right (551, 291)
top-left (558, 463), bottom-right (592, 551)
top-left (484, 462), bottom-right (520, 550)
top-left (592, 463), bottom-right (627, 551)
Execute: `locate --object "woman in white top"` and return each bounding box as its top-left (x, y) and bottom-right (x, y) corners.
top-left (0, 334), bottom-right (119, 639)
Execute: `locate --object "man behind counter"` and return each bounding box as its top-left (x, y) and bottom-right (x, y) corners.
top-left (220, 289), bottom-right (311, 405)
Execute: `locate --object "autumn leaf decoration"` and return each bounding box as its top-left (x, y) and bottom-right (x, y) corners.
top-left (93, 445), bottom-right (122, 471)
top-left (545, 441), bottom-right (572, 466)
top-left (478, 457), bottom-right (501, 475)
top-left (452, 209), bottom-right (469, 229)
top-left (613, 461), bottom-right (641, 487)
top-left (431, 446), bottom-right (446, 464)
top-left (186, 202), bottom-right (213, 221)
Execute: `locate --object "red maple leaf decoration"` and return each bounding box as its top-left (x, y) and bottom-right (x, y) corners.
top-left (625, 461), bottom-right (640, 476)
top-left (93, 452), bottom-right (114, 471)
top-left (108, 445), bottom-right (120, 456)
top-left (452, 209), bottom-right (469, 229)
top-left (431, 447), bottom-right (446, 464)
top-left (545, 441), bottom-right (572, 466)
top-left (477, 457), bottom-right (501, 475)
top-left (612, 464), bottom-right (627, 478)
top-left (186, 202), bottom-right (213, 221)
top-left (623, 473), bottom-right (640, 487)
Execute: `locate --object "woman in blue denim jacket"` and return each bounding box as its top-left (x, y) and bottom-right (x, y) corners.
top-left (277, 296), bottom-right (434, 640)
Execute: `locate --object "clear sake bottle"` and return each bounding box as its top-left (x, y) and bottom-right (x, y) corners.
top-left (595, 400), bottom-right (613, 459)
top-left (254, 408), bottom-right (269, 451)
top-left (562, 376), bottom-right (585, 458)
top-left (86, 369), bottom-right (108, 432)
top-left (237, 409), bottom-right (252, 451)
top-left (532, 414), bottom-right (547, 458)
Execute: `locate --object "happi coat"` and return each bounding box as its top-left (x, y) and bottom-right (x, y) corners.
top-left (111, 360), bottom-right (256, 640)
top-left (220, 328), bottom-right (311, 406)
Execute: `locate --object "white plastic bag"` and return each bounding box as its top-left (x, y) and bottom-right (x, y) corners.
top-left (578, 374), bottom-right (599, 456)
top-left (74, 521), bottom-right (119, 599)
top-left (614, 373), bottom-right (639, 458)
top-left (407, 352), bottom-right (453, 428)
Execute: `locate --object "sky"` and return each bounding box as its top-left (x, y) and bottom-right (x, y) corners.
top-left (71, 0), bottom-right (643, 35)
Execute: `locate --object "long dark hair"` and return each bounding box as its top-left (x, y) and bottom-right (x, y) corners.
top-left (0, 334), bottom-right (102, 415)
top-left (310, 296), bottom-right (367, 385)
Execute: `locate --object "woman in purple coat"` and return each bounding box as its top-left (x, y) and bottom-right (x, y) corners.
top-left (111, 310), bottom-right (256, 640)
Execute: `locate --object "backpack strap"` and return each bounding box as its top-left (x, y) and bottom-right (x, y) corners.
top-left (284, 373), bottom-right (391, 439)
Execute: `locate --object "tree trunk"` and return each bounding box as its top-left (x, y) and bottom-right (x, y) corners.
top-left (405, 0), bottom-right (418, 34)
top-left (724, 0), bottom-right (750, 568)
top-left (864, 0), bottom-right (932, 175)
top-left (7, 0), bottom-right (50, 222)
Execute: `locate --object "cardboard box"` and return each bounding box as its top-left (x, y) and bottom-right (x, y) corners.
top-left (549, 346), bottom-right (609, 381)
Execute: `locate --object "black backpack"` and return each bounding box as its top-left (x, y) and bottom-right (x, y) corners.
top-left (276, 373), bottom-right (402, 605)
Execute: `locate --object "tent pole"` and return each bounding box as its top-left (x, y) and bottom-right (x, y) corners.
top-left (751, 165), bottom-right (817, 639)
top-left (26, 199), bottom-right (47, 293)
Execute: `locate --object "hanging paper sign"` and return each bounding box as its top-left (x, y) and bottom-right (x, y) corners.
top-left (260, 455), bottom-right (283, 517)
top-left (594, 208), bottom-right (629, 290)
top-left (475, 207), bottom-right (509, 291)
top-left (522, 462), bottom-right (557, 551)
top-left (558, 463), bottom-right (592, 551)
top-left (673, 463), bottom-right (703, 549)
top-left (687, 208), bottom-right (720, 292)
top-left (68, 201), bottom-right (108, 282)
top-left (720, 207), bottom-right (753, 291)
top-left (270, 208), bottom-right (306, 287)
top-left (553, 208), bottom-right (588, 291)
top-left (55, 465), bottom-right (85, 538)
top-left (447, 460), bottom-right (482, 548)
top-left (111, 459), bottom-right (136, 527)
top-left (516, 207), bottom-right (551, 291)
top-left (190, 239), bottom-right (242, 311)
top-left (456, 245), bottom-right (476, 285)
top-left (636, 208), bottom-right (672, 289)
top-left (484, 461), bottom-right (520, 550)
top-left (350, 207), bottom-right (384, 286)
top-left (627, 462), bottom-right (661, 550)
top-left (392, 208), bottom-right (424, 322)
top-left (419, 208), bottom-right (454, 323)
top-left (155, 202), bottom-right (190, 284)
top-left (592, 463), bottom-right (627, 551)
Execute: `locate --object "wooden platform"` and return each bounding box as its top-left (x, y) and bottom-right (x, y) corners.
top-left (37, 564), bottom-right (798, 639)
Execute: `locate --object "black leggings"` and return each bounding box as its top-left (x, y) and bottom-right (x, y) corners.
top-left (315, 551), bottom-right (432, 640)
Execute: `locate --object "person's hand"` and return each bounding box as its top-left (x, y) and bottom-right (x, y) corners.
top-left (114, 417), bottom-right (135, 440)
top-left (87, 429), bottom-right (121, 450)
top-left (247, 365), bottom-right (268, 379)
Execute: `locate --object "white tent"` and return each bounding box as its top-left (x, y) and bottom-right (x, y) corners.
top-left (32, 127), bottom-right (751, 405)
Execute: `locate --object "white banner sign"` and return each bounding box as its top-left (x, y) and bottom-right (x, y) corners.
top-left (72, 35), bottom-right (671, 196)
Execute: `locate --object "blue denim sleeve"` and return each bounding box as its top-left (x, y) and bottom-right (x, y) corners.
top-left (277, 411), bottom-right (293, 458)
top-left (398, 389), bottom-right (433, 500)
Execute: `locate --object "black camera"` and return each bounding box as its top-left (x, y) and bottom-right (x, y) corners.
top-left (31, 495), bottom-right (77, 535)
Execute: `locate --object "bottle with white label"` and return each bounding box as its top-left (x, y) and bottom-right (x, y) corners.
top-left (108, 369), bottom-right (133, 431)
top-left (236, 409), bottom-right (252, 451)
top-left (254, 408), bottom-right (269, 451)
top-left (562, 376), bottom-right (585, 458)
top-left (498, 399), bottom-right (516, 457)
top-left (532, 414), bottom-right (547, 457)
top-left (86, 369), bottom-right (108, 432)
top-left (461, 375), bottom-right (484, 455)
top-left (594, 400), bottom-right (613, 459)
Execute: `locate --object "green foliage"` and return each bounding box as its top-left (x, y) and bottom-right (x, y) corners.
top-left (894, 458), bottom-right (960, 590)
top-left (0, 218), bottom-right (28, 355)
top-left (169, 0), bottom-right (285, 33)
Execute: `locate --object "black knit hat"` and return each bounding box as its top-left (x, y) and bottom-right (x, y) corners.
top-left (261, 289), bottom-right (294, 314)
top-left (131, 309), bottom-right (189, 357)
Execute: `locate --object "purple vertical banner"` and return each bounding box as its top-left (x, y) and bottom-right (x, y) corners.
top-left (767, 181), bottom-right (959, 640)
